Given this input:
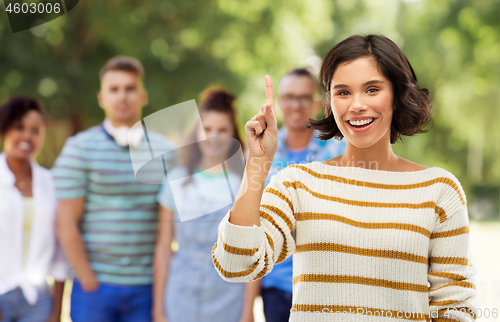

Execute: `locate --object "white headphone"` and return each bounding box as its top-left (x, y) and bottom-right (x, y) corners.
top-left (103, 119), bottom-right (144, 148)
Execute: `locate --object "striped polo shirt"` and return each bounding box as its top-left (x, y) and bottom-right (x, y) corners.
top-left (52, 124), bottom-right (176, 285)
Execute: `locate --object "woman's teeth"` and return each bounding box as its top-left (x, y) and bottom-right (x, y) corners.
top-left (349, 118), bottom-right (374, 127)
top-left (18, 142), bottom-right (32, 150)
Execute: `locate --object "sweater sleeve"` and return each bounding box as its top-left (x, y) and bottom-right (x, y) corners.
top-left (428, 178), bottom-right (477, 321)
top-left (212, 168), bottom-right (297, 282)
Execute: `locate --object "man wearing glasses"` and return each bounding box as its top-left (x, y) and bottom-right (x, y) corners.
top-left (258, 68), bottom-right (346, 322)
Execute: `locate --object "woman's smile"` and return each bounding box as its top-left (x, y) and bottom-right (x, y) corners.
top-left (346, 117), bottom-right (378, 133)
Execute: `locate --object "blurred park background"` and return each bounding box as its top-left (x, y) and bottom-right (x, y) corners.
top-left (0, 0), bottom-right (499, 320)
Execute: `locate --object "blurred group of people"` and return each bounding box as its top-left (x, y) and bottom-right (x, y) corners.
top-left (0, 56), bottom-right (345, 322)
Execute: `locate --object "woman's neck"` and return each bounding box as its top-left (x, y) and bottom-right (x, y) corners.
top-left (6, 154), bottom-right (32, 178)
top-left (339, 140), bottom-right (401, 171)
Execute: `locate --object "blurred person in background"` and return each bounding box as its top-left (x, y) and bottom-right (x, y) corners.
top-left (0, 97), bottom-right (67, 322)
top-left (257, 68), bottom-right (346, 322)
top-left (153, 88), bottom-right (258, 322)
top-left (52, 56), bottom-right (176, 322)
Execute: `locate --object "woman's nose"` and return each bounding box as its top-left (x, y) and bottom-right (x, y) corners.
top-left (21, 130), bottom-right (32, 141)
top-left (206, 131), bottom-right (215, 139)
top-left (349, 94), bottom-right (367, 113)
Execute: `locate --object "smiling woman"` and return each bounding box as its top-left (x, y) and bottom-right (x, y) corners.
top-left (0, 97), bottom-right (46, 156)
top-left (309, 34), bottom-right (432, 146)
top-left (212, 34), bottom-right (477, 322)
top-left (331, 59), bottom-right (394, 143)
top-left (0, 97), bottom-right (68, 322)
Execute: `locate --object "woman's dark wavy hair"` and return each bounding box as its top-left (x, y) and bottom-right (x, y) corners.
top-left (308, 34), bottom-right (432, 144)
top-left (182, 87), bottom-right (244, 186)
top-left (0, 96), bottom-right (46, 139)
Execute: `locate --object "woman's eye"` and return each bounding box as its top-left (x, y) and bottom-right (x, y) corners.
top-left (337, 91), bottom-right (349, 96)
top-left (367, 88), bottom-right (378, 93)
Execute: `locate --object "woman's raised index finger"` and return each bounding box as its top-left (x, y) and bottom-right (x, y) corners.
top-left (265, 75), bottom-right (274, 106)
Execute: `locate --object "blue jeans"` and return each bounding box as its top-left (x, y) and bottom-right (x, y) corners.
top-left (261, 287), bottom-right (293, 322)
top-left (70, 279), bottom-right (152, 322)
top-left (0, 285), bottom-right (52, 322)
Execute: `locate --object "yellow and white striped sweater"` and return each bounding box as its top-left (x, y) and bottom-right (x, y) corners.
top-left (212, 161), bottom-right (477, 322)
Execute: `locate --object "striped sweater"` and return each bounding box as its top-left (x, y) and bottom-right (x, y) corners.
top-left (212, 161), bottom-right (477, 322)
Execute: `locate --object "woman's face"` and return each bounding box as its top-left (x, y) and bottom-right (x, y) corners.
top-left (197, 111), bottom-right (235, 162)
top-left (330, 56), bottom-right (394, 149)
top-left (2, 110), bottom-right (46, 162)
